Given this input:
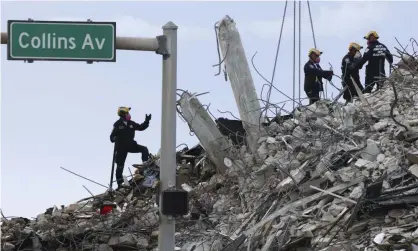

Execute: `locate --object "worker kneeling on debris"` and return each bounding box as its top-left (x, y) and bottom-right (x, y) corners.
top-left (341, 42), bottom-right (365, 103)
top-left (110, 107), bottom-right (152, 189)
top-left (304, 48), bottom-right (333, 105)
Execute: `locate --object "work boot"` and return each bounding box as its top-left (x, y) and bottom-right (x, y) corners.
top-left (142, 158), bottom-right (153, 168)
top-left (117, 182), bottom-right (123, 190)
top-left (116, 180), bottom-right (128, 190)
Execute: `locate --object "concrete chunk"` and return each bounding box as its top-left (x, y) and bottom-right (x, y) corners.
top-left (360, 139), bottom-right (381, 161)
top-left (409, 164), bottom-right (418, 178)
top-left (108, 234), bottom-right (138, 247)
top-left (217, 16), bottom-right (266, 155)
top-left (178, 91), bottom-right (231, 173)
top-left (407, 151), bottom-right (418, 165)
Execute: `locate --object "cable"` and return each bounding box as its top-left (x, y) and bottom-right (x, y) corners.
top-left (292, 0), bottom-right (296, 110)
top-left (307, 0), bottom-right (317, 49)
top-left (265, 0), bottom-right (288, 117)
top-left (298, 0), bottom-right (302, 104)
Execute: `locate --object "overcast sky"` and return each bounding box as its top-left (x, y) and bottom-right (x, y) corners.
top-left (1, 1), bottom-right (417, 218)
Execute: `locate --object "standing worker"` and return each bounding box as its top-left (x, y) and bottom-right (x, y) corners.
top-left (304, 48), bottom-right (334, 105)
top-left (341, 42), bottom-right (365, 103)
top-left (353, 31), bottom-right (393, 93)
top-left (110, 107), bottom-right (152, 189)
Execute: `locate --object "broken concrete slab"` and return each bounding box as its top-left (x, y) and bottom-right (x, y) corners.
top-left (409, 164), bottom-right (418, 178)
top-left (217, 15), bottom-right (266, 156)
top-left (360, 139), bottom-right (381, 161)
top-left (178, 91), bottom-right (231, 174)
top-left (407, 151), bottom-right (418, 165)
top-left (2, 21), bottom-right (418, 251)
top-left (108, 234), bottom-right (138, 247)
top-left (95, 244), bottom-right (113, 251)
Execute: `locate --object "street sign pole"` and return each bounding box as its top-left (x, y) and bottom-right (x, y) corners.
top-left (159, 21), bottom-right (178, 251)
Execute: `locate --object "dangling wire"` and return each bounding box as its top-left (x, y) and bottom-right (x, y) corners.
top-left (265, 0), bottom-right (288, 118)
top-left (292, 0), bottom-right (296, 110)
top-left (298, 0), bottom-right (302, 104)
top-left (307, 0), bottom-right (317, 49)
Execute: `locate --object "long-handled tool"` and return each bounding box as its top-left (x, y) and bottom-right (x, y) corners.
top-left (109, 143), bottom-right (117, 191)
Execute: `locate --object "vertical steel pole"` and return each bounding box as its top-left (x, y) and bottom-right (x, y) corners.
top-left (159, 21), bottom-right (178, 251)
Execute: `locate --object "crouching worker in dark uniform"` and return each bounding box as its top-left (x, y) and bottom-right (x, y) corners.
top-left (304, 48), bottom-right (333, 105)
top-left (110, 107), bottom-right (152, 189)
top-left (341, 42), bottom-right (365, 103)
top-left (353, 31), bottom-right (393, 94)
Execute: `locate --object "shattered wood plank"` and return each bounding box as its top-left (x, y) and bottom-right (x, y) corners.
top-left (244, 177), bottom-right (365, 236)
top-left (217, 15), bottom-right (266, 157)
top-left (178, 91), bottom-right (230, 174)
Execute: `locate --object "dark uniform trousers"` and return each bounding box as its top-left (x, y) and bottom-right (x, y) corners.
top-left (304, 60), bottom-right (333, 105)
top-left (363, 65), bottom-right (380, 94)
top-left (353, 40), bottom-right (393, 94)
top-left (341, 53), bottom-right (365, 102)
top-left (110, 118), bottom-right (150, 186)
top-left (115, 142), bottom-right (149, 185)
top-left (306, 90), bottom-right (320, 105)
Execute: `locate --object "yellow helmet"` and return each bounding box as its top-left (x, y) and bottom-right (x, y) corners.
top-left (348, 42), bottom-right (363, 51)
top-left (117, 107), bottom-right (131, 116)
top-left (364, 31), bottom-right (379, 40)
top-left (308, 48), bottom-right (322, 57)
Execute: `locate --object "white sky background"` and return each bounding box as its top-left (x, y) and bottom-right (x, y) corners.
top-left (1, 0), bottom-right (417, 218)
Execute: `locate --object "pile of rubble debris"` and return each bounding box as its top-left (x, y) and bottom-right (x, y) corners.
top-left (3, 20), bottom-right (418, 251)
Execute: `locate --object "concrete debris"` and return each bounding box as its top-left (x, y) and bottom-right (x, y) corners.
top-left (3, 32), bottom-right (418, 251)
top-left (407, 151), bottom-right (418, 165)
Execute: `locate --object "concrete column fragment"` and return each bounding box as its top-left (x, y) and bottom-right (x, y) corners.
top-left (217, 15), bottom-right (266, 156)
top-left (178, 91), bottom-right (231, 174)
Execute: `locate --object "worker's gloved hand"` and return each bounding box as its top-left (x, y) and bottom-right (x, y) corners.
top-left (110, 136), bottom-right (117, 143)
top-left (325, 71), bottom-right (333, 81)
top-left (145, 114), bottom-right (152, 122)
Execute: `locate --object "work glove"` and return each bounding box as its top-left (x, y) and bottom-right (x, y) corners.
top-left (325, 71), bottom-right (333, 81)
top-left (145, 114), bottom-right (152, 122)
top-left (111, 136), bottom-right (117, 143)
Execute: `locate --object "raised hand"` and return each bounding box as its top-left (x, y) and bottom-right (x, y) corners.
top-left (145, 114), bottom-right (152, 122)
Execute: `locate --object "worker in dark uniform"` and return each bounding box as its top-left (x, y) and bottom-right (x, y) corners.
top-left (353, 31), bottom-right (393, 93)
top-left (304, 48), bottom-right (333, 105)
top-left (341, 42), bottom-right (365, 103)
top-left (110, 107), bottom-right (152, 189)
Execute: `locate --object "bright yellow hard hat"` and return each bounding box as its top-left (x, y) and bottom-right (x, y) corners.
top-left (308, 48), bottom-right (322, 57)
top-left (348, 42), bottom-right (363, 51)
top-left (117, 107), bottom-right (131, 116)
top-left (364, 31), bottom-right (379, 40)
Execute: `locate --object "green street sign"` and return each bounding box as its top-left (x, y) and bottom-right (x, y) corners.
top-left (7, 20), bottom-right (116, 62)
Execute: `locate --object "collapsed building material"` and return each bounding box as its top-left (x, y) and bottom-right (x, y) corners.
top-left (217, 15), bottom-right (266, 156)
top-left (3, 29), bottom-right (418, 251)
top-left (215, 117), bottom-right (246, 146)
top-left (178, 91), bottom-right (230, 174)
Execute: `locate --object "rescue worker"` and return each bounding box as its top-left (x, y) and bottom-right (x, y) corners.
top-left (304, 48), bottom-right (334, 105)
top-left (341, 42), bottom-right (365, 103)
top-left (110, 107), bottom-right (152, 189)
top-left (353, 31), bottom-right (393, 93)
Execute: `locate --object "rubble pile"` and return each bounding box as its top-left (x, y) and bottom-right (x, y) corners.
top-left (2, 47), bottom-right (418, 251)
